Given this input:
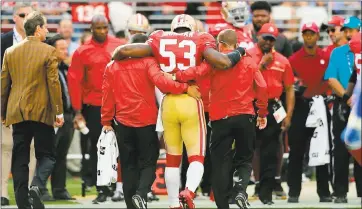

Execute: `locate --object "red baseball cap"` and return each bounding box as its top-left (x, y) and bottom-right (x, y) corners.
top-left (302, 22), bottom-right (319, 33)
top-left (327, 16), bottom-right (344, 27)
top-left (258, 23), bottom-right (279, 39)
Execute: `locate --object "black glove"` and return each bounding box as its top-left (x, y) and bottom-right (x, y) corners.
top-left (235, 47), bottom-right (246, 56)
top-left (342, 93), bottom-right (350, 103)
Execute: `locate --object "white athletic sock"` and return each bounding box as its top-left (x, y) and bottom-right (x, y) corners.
top-left (165, 167), bottom-right (181, 207)
top-left (275, 176), bottom-right (281, 180)
top-left (185, 161), bottom-right (204, 192)
top-left (116, 182), bottom-right (123, 192)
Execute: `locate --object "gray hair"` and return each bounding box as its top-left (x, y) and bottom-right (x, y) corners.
top-left (13, 2), bottom-right (33, 14)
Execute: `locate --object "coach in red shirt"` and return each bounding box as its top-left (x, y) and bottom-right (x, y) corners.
top-left (173, 29), bottom-right (268, 209)
top-left (248, 23), bottom-right (295, 205)
top-left (287, 22), bottom-right (332, 203)
top-left (67, 15), bottom-right (124, 203)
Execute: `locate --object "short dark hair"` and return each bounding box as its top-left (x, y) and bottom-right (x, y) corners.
top-left (130, 33), bottom-right (148, 44)
top-left (24, 11), bottom-right (46, 36)
top-left (250, 1), bottom-right (272, 13)
top-left (45, 34), bottom-right (64, 47)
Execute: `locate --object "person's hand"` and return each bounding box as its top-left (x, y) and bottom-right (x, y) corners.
top-left (103, 125), bottom-right (114, 132)
top-left (1, 117), bottom-right (5, 125)
top-left (260, 53), bottom-right (273, 69)
top-left (347, 95), bottom-right (356, 107)
top-left (163, 72), bottom-right (173, 80)
top-left (74, 112), bottom-right (86, 130)
top-left (187, 85), bottom-right (201, 99)
top-left (54, 115), bottom-right (64, 127)
top-left (281, 115), bottom-right (291, 131)
top-left (347, 97), bottom-right (352, 106)
top-left (256, 116), bottom-right (267, 129)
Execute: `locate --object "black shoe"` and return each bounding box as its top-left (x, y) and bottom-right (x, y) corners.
top-left (111, 191), bottom-right (124, 202)
top-left (53, 190), bottom-right (75, 200)
top-left (334, 196), bottom-right (347, 203)
top-left (132, 193), bottom-right (147, 209)
top-left (29, 186), bottom-right (45, 209)
top-left (40, 191), bottom-right (55, 202)
top-left (228, 196), bottom-right (236, 204)
top-left (320, 196), bottom-right (333, 202)
top-left (235, 191), bottom-right (250, 209)
top-left (147, 191), bottom-right (159, 202)
top-left (261, 199), bottom-right (274, 205)
top-left (274, 180), bottom-right (287, 199)
top-left (287, 196), bottom-right (299, 203)
top-left (92, 192), bottom-right (108, 204)
top-left (1, 197), bottom-right (9, 206)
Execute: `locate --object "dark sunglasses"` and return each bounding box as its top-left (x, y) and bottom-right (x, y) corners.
top-left (18, 13), bottom-right (27, 18)
top-left (327, 28), bottom-right (336, 33)
top-left (218, 40), bottom-right (235, 48)
top-left (262, 36), bottom-right (275, 42)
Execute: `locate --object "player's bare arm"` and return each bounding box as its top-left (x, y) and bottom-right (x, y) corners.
top-left (203, 48), bottom-right (233, 69)
top-left (112, 43), bottom-right (153, 60)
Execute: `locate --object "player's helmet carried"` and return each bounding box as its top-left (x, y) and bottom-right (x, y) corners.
top-left (126, 13), bottom-right (151, 38)
top-left (171, 14), bottom-right (197, 32)
top-left (221, 1), bottom-right (250, 28)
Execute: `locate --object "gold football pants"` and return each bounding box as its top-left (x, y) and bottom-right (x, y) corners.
top-left (162, 94), bottom-right (206, 157)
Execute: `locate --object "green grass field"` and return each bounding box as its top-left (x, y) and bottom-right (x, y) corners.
top-left (7, 177), bottom-right (97, 205)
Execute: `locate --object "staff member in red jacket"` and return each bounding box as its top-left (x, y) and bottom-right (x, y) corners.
top-left (101, 33), bottom-right (199, 209)
top-left (287, 22), bottom-right (333, 203)
top-left (67, 14), bottom-right (124, 203)
top-left (248, 23), bottom-right (295, 205)
top-left (172, 29), bottom-right (268, 209)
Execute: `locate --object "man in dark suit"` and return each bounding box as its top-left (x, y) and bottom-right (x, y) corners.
top-left (31, 34), bottom-right (75, 201)
top-left (1, 11), bottom-right (64, 209)
top-left (1, 3), bottom-right (33, 66)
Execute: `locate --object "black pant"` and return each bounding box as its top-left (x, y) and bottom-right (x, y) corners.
top-left (332, 100), bottom-right (362, 197)
top-left (210, 114), bottom-right (255, 209)
top-left (114, 122), bottom-right (160, 209)
top-left (12, 121), bottom-right (56, 209)
top-left (51, 113), bottom-right (74, 193)
top-left (287, 98), bottom-right (331, 198)
top-left (256, 101), bottom-right (282, 202)
top-left (80, 105), bottom-right (107, 192)
top-left (180, 112), bottom-right (212, 194)
top-left (32, 113), bottom-right (74, 194)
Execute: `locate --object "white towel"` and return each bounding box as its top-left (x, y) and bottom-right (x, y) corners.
top-left (155, 87), bottom-right (165, 132)
top-left (306, 95), bottom-right (330, 166)
top-left (96, 130), bottom-right (119, 186)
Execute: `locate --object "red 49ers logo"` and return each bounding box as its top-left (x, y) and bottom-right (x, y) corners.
top-left (71, 3), bottom-right (109, 23)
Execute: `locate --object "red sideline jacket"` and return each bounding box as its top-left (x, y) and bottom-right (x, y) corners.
top-left (175, 56), bottom-right (268, 121)
top-left (68, 35), bottom-right (123, 111)
top-left (249, 46), bottom-right (294, 99)
top-left (101, 57), bottom-right (188, 127)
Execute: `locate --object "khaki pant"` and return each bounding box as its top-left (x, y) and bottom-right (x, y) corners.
top-left (1, 124), bottom-right (36, 198)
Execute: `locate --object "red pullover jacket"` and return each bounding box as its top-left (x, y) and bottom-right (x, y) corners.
top-left (175, 55), bottom-right (268, 121)
top-left (101, 57), bottom-right (189, 127)
top-left (68, 35), bottom-right (123, 111)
